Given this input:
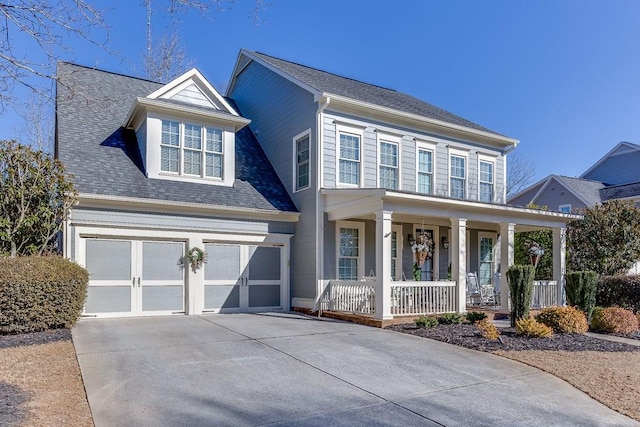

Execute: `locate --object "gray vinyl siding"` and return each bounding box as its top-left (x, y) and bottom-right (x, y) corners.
top-left (528, 186), bottom-right (586, 212)
top-left (70, 207), bottom-right (295, 235)
top-left (435, 148), bottom-right (448, 196)
top-left (171, 83), bottom-right (222, 110)
top-left (509, 182), bottom-right (545, 207)
top-left (401, 136), bottom-right (415, 192)
top-left (582, 150), bottom-right (640, 186)
top-left (363, 129), bottom-right (377, 188)
top-left (229, 60), bottom-right (318, 300)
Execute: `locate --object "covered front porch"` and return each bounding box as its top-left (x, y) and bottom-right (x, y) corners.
top-left (319, 189), bottom-right (577, 320)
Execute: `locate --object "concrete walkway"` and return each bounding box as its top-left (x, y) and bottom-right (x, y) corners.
top-left (73, 313), bottom-right (638, 427)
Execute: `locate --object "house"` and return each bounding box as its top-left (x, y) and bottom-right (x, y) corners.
top-left (509, 142), bottom-right (640, 212)
top-left (56, 50), bottom-right (576, 321)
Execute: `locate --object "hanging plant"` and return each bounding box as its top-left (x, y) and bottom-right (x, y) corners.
top-left (186, 246), bottom-right (207, 273)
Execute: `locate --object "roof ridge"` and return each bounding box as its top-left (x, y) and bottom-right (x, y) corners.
top-left (602, 181), bottom-right (640, 189)
top-left (253, 51), bottom-right (398, 93)
top-left (552, 174), bottom-right (604, 184)
top-left (56, 61), bottom-right (163, 85)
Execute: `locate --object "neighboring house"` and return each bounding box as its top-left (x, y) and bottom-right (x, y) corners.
top-left (509, 142), bottom-right (640, 213)
top-left (56, 50), bottom-right (576, 320)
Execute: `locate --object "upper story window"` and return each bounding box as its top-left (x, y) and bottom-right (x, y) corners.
top-left (417, 144), bottom-right (434, 194)
top-left (479, 160), bottom-right (494, 202)
top-left (559, 204), bottom-right (572, 213)
top-left (294, 131), bottom-right (310, 191)
top-left (160, 120), bottom-right (224, 179)
top-left (450, 154), bottom-right (466, 199)
top-left (338, 131), bottom-right (361, 186)
top-left (379, 138), bottom-right (398, 190)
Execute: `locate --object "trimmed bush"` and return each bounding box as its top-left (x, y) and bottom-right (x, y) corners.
top-left (0, 256), bottom-right (89, 334)
top-left (476, 318), bottom-right (500, 340)
top-left (465, 311), bottom-right (488, 324)
top-left (438, 313), bottom-right (465, 325)
top-left (414, 316), bottom-right (438, 329)
top-left (507, 265), bottom-right (536, 327)
top-left (590, 307), bottom-right (639, 334)
top-left (535, 306), bottom-right (588, 334)
top-left (565, 271), bottom-right (598, 320)
top-left (597, 275), bottom-right (640, 314)
top-left (516, 318), bottom-right (554, 338)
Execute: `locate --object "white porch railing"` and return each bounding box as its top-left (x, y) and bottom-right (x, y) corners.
top-left (317, 281), bottom-right (376, 315)
top-left (531, 280), bottom-right (559, 309)
top-left (391, 281), bottom-right (457, 316)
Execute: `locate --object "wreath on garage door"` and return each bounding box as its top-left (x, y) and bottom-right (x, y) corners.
top-left (187, 246), bottom-right (207, 273)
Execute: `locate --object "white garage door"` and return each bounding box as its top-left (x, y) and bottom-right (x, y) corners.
top-left (203, 243), bottom-right (284, 313)
top-left (83, 239), bottom-right (185, 316)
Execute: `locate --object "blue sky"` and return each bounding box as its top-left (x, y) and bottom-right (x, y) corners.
top-left (3, 0), bottom-right (640, 184)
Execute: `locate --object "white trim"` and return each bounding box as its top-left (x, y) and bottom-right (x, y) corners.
top-left (335, 124), bottom-right (364, 188)
top-left (377, 132), bottom-right (401, 190)
top-left (477, 232), bottom-right (498, 285)
top-left (416, 140), bottom-right (436, 195)
top-left (336, 221), bottom-right (365, 280)
top-left (448, 147), bottom-right (468, 199)
top-left (391, 224), bottom-right (403, 280)
top-left (478, 154), bottom-right (496, 203)
top-left (292, 129), bottom-right (312, 192)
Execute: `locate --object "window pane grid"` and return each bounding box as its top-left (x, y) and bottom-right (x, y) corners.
top-left (379, 141), bottom-right (398, 190)
top-left (418, 149), bottom-right (433, 194)
top-left (479, 161), bottom-right (493, 202)
top-left (205, 153), bottom-right (223, 178)
top-left (161, 146), bottom-right (179, 173)
top-left (380, 166), bottom-right (397, 189)
top-left (339, 133), bottom-right (360, 185)
top-left (338, 227), bottom-right (360, 280)
top-left (296, 136), bottom-right (310, 190)
top-left (184, 124), bottom-right (202, 149)
top-left (161, 120), bottom-right (179, 146)
top-left (450, 155), bottom-right (466, 198)
top-left (183, 149), bottom-right (201, 175)
top-left (206, 128), bottom-right (223, 153)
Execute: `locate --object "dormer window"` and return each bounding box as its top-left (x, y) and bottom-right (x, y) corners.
top-left (160, 120), bottom-right (225, 179)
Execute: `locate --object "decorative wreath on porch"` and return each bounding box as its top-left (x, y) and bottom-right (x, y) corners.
top-left (186, 246), bottom-right (207, 273)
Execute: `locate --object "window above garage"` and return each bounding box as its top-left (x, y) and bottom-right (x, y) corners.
top-left (123, 69), bottom-right (250, 187)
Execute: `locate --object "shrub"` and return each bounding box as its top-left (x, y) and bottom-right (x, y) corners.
top-left (597, 275), bottom-right (640, 314)
top-left (535, 306), bottom-right (588, 334)
top-left (438, 313), bottom-right (465, 325)
top-left (590, 307), bottom-right (639, 334)
top-left (476, 318), bottom-right (500, 340)
top-left (516, 318), bottom-right (554, 338)
top-left (465, 311), bottom-right (488, 324)
top-left (507, 265), bottom-right (536, 327)
top-left (414, 316), bottom-right (438, 329)
top-left (0, 256), bottom-right (89, 334)
top-left (565, 271), bottom-right (598, 320)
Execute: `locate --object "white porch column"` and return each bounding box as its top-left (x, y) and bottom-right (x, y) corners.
top-left (187, 237), bottom-right (204, 315)
top-left (375, 210), bottom-right (393, 320)
top-left (451, 217), bottom-right (467, 314)
top-left (553, 227), bottom-right (566, 306)
top-left (499, 222), bottom-right (515, 312)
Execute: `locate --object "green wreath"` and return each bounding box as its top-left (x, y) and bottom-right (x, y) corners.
top-left (187, 246), bottom-right (207, 273)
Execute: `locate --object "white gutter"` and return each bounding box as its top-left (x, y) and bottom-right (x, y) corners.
top-left (315, 95), bottom-right (331, 299)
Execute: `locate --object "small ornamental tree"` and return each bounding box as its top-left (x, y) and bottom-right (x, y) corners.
top-left (566, 200), bottom-right (640, 276)
top-left (0, 140), bottom-right (77, 257)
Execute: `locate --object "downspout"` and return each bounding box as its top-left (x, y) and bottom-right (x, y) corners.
top-left (315, 95), bottom-right (330, 304)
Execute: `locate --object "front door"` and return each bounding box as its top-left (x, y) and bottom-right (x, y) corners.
top-left (203, 243), bottom-right (283, 313)
top-left (83, 239), bottom-right (185, 316)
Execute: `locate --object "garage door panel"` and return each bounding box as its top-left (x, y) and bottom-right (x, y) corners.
top-left (204, 285), bottom-right (240, 309)
top-left (248, 246), bottom-right (280, 281)
top-left (85, 286), bottom-right (132, 313)
top-left (249, 284), bottom-right (281, 308)
top-left (142, 242), bottom-right (184, 281)
top-left (86, 240), bottom-right (131, 281)
top-left (204, 244), bottom-right (241, 280)
top-left (142, 285), bottom-right (184, 311)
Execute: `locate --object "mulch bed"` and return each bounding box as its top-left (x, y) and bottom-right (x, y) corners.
top-left (0, 328), bottom-right (72, 349)
top-left (386, 323), bottom-right (640, 352)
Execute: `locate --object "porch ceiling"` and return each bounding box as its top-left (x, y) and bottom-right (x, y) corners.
top-left (322, 188), bottom-right (580, 229)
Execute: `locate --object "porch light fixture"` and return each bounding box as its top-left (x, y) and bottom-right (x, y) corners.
top-left (441, 236), bottom-right (450, 250)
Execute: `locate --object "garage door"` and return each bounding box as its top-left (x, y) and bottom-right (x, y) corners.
top-left (83, 239), bottom-right (185, 316)
top-left (203, 243), bottom-right (283, 313)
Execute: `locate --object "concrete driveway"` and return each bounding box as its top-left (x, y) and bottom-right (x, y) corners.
top-left (72, 313), bottom-right (637, 426)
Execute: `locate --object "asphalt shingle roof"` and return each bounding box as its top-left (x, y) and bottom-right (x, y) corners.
top-left (600, 181), bottom-right (640, 201)
top-left (56, 62), bottom-right (297, 213)
top-left (251, 51), bottom-right (499, 135)
top-left (551, 175), bottom-right (605, 206)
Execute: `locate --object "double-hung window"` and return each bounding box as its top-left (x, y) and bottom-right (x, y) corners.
top-left (450, 154), bottom-right (466, 199)
top-left (379, 139), bottom-right (398, 190)
top-left (295, 132), bottom-right (310, 191)
top-left (337, 222), bottom-right (364, 280)
top-left (417, 146), bottom-right (434, 194)
top-left (160, 119), bottom-right (224, 179)
top-left (479, 160), bottom-right (494, 202)
top-left (338, 131), bottom-right (361, 186)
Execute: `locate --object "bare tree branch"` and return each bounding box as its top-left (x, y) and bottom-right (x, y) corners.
top-left (507, 150), bottom-right (536, 198)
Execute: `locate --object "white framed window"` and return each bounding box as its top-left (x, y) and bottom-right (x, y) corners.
top-left (378, 135), bottom-right (399, 190)
top-left (337, 125), bottom-right (362, 186)
top-left (479, 158), bottom-right (494, 202)
top-left (416, 142), bottom-right (435, 194)
top-left (336, 221), bottom-right (365, 280)
top-left (293, 130), bottom-right (310, 191)
top-left (559, 204), bottom-right (572, 213)
top-left (478, 232), bottom-right (497, 286)
top-left (160, 119), bottom-right (224, 179)
top-left (391, 224), bottom-right (403, 280)
top-left (449, 151), bottom-right (467, 199)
